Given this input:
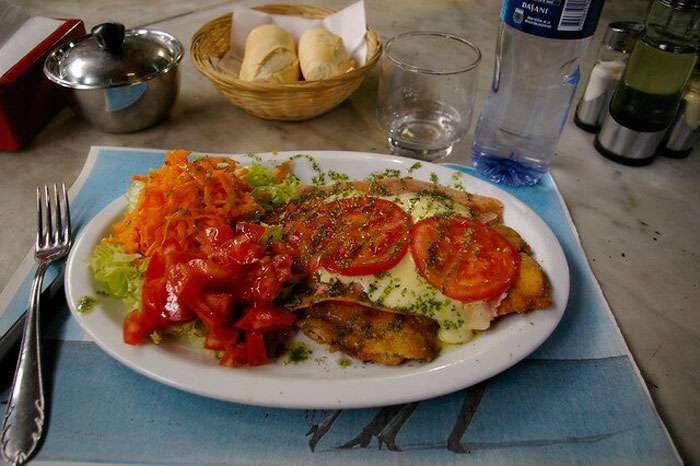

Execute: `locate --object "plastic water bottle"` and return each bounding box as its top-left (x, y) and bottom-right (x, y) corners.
top-left (472, 0), bottom-right (606, 186)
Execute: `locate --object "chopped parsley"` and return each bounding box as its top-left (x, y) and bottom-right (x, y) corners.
top-left (291, 154), bottom-right (327, 185)
top-left (408, 162), bottom-right (422, 174)
top-left (374, 276), bottom-right (401, 306)
top-left (327, 278), bottom-right (349, 297)
top-left (337, 358), bottom-right (352, 368)
top-left (367, 282), bottom-right (379, 295)
top-left (328, 169), bottom-right (349, 182)
top-left (287, 342), bottom-right (312, 364)
top-left (387, 317), bottom-right (405, 332)
top-left (369, 168), bottom-right (402, 179)
top-left (368, 178), bottom-right (390, 195)
top-left (77, 295), bottom-right (96, 313)
top-left (245, 152), bottom-right (263, 162)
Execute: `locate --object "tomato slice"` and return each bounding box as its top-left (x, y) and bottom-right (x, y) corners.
top-left (219, 342), bottom-right (248, 367)
top-left (161, 245), bottom-right (199, 269)
top-left (185, 258), bottom-right (237, 288)
top-left (245, 332), bottom-right (268, 366)
top-left (123, 309), bottom-right (148, 345)
top-left (206, 222), bottom-right (267, 267)
top-left (144, 253), bottom-right (166, 279)
top-left (410, 215), bottom-right (520, 302)
top-left (202, 223), bottom-right (235, 246)
top-left (282, 211), bottom-right (328, 273)
top-left (144, 254), bottom-right (237, 325)
top-left (212, 237), bottom-right (265, 267)
top-left (198, 223), bottom-right (234, 257)
top-left (315, 197), bottom-right (412, 276)
top-left (235, 305), bottom-right (296, 333)
top-left (188, 292), bottom-right (236, 328)
top-left (204, 326), bottom-right (239, 351)
top-left (239, 254), bottom-right (293, 306)
top-left (142, 276), bottom-right (169, 328)
top-left (235, 222), bottom-right (267, 240)
top-left (219, 348), bottom-right (237, 367)
top-left (163, 263), bottom-right (199, 322)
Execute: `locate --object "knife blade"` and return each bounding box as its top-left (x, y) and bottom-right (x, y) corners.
top-left (0, 265), bottom-right (65, 363)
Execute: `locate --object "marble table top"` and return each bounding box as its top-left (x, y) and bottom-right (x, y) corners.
top-left (2, 0), bottom-right (698, 463)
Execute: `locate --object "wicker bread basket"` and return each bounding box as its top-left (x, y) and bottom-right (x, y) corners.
top-left (191, 4), bottom-right (382, 121)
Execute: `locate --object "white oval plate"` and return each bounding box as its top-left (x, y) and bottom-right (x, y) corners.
top-left (65, 151), bottom-right (569, 409)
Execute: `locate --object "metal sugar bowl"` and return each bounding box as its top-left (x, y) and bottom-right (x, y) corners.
top-left (44, 23), bottom-right (183, 133)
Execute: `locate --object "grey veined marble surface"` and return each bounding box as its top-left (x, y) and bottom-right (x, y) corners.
top-left (1, 0), bottom-right (698, 463)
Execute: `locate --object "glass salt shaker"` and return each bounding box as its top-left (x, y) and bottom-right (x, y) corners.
top-left (575, 21), bottom-right (644, 133)
top-left (660, 64), bottom-right (700, 158)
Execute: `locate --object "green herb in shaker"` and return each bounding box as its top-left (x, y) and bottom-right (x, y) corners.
top-left (595, 0), bottom-right (700, 165)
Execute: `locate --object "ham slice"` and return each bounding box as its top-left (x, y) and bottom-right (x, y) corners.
top-left (299, 177), bottom-right (503, 224)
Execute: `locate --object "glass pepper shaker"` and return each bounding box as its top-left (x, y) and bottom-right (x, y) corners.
top-left (660, 64), bottom-right (700, 158)
top-left (575, 22), bottom-right (644, 133)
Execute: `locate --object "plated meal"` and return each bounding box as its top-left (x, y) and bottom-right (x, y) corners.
top-left (65, 150), bottom-right (568, 408)
top-left (84, 150), bottom-right (552, 369)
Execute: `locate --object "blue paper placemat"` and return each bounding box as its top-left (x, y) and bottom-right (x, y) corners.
top-left (0, 147), bottom-right (681, 466)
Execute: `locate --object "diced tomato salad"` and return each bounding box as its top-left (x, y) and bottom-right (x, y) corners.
top-left (108, 151), bottom-right (298, 367)
top-left (124, 222), bottom-right (297, 367)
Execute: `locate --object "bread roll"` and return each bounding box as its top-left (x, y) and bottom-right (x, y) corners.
top-left (298, 28), bottom-right (357, 81)
top-left (239, 24), bottom-right (300, 83)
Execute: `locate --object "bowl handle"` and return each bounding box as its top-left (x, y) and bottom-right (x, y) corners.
top-left (91, 23), bottom-right (125, 53)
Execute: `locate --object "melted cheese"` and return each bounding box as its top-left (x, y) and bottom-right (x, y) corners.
top-left (316, 191), bottom-right (495, 343)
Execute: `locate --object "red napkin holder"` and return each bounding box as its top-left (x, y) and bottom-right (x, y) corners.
top-left (0, 18), bottom-right (85, 152)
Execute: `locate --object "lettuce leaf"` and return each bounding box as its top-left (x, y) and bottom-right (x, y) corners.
top-left (149, 320), bottom-right (208, 345)
top-left (125, 180), bottom-right (144, 213)
top-left (243, 163), bottom-right (301, 208)
top-left (260, 224), bottom-right (284, 245)
top-left (89, 243), bottom-right (147, 309)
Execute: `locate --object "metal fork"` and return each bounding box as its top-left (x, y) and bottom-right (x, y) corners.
top-left (1, 184), bottom-right (71, 466)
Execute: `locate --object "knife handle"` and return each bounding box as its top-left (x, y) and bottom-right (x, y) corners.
top-left (0, 314), bottom-right (24, 364)
top-left (0, 264), bottom-right (65, 365)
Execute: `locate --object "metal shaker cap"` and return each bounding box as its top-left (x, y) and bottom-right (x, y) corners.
top-left (603, 22), bottom-right (645, 53)
top-left (658, 0), bottom-right (700, 10)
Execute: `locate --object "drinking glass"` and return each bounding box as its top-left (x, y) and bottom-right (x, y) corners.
top-left (377, 32), bottom-right (481, 160)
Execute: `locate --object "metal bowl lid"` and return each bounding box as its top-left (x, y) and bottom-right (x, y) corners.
top-left (44, 23), bottom-right (183, 89)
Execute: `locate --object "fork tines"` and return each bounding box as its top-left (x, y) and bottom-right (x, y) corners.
top-left (36, 183), bottom-right (71, 250)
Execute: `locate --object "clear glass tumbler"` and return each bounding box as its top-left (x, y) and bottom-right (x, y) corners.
top-left (377, 32), bottom-right (481, 160)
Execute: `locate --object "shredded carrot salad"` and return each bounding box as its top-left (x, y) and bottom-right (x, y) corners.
top-left (109, 150), bottom-right (260, 256)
